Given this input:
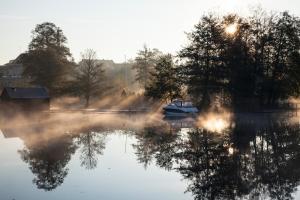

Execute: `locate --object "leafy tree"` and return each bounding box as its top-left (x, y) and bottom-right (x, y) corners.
top-left (264, 12), bottom-right (300, 105)
top-left (221, 15), bottom-right (255, 107)
top-left (145, 54), bottom-right (181, 101)
top-left (132, 45), bottom-right (160, 89)
top-left (29, 22), bottom-right (71, 58)
top-left (21, 22), bottom-right (74, 94)
top-left (247, 9), bottom-right (274, 105)
top-left (180, 11), bottom-right (300, 108)
top-left (179, 15), bottom-right (225, 108)
top-left (22, 49), bottom-right (74, 93)
top-left (244, 11), bottom-right (300, 106)
top-left (74, 49), bottom-right (105, 107)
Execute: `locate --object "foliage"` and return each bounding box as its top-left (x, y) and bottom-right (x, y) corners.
top-left (22, 48), bottom-right (74, 94)
top-left (21, 22), bottom-right (74, 94)
top-left (132, 45), bottom-right (161, 89)
top-left (220, 15), bottom-right (255, 106)
top-left (261, 12), bottom-right (300, 104)
top-left (179, 14), bottom-right (226, 107)
top-left (180, 11), bottom-right (300, 108)
top-left (29, 22), bottom-right (71, 58)
top-left (145, 54), bottom-right (182, 101)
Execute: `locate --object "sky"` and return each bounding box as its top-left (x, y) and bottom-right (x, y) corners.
top-left (1, 0), bottom-right (300, 65)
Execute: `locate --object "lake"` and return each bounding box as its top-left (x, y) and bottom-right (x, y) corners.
top-left (1, 111), bottom-right (300, 200)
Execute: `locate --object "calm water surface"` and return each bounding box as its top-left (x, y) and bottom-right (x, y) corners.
top-left (1, 112), bottom-right (300, 200)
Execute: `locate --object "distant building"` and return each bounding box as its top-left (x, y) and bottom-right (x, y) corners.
top-left (77, 59), bottom-right (138, 92)
top-left (0, 63), bottom-right (30, 88)
top-left (0, 87), bottom-right (50, 110)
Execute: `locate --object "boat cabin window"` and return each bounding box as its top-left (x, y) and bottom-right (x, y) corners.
top-left (172, 101), bottom-right (194, 107)
top-left (182, 102), bottom-right (193, 107)
top-left (174, 101), bottom-right (182, 107)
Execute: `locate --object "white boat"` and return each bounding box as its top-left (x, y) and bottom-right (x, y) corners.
top-left (163, 100), bottom-right (199, 117)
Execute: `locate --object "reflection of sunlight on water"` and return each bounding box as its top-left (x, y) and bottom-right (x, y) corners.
top-left (179, 128), bottom-right (193, 141)
top-left (197, 111), bottom-right (233, 133)
top-left (228, 147), bottom-right (234, 155)
top-left (202, 118), bottom-right (228, 133)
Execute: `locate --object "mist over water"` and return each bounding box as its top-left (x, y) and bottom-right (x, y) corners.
top-left (1, 107), bottom-right (300, 199)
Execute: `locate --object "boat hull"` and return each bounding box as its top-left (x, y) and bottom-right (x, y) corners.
top-left (163, 110), bottom-right (198, 117)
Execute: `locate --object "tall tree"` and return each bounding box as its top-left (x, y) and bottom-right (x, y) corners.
top-left (74, 49), bottom-right (105, 108)
top-left (221, 15), bottom-right (255, 107)
top-left (180, 11), bottom-right (300, 109)
top-left (265, 12), bottom-right (300, 105)
top-left (248, 9), bottom-right (274, 105)
top-left (29, 22), bottom-right (71, 58)
top-left (145, 54), bottom-right (181, 101)
top-left (21, 22), bottom-right (74, 94)
top-left (132, 45), bottom-right (160, 89)
top-left (179, 14), bottom-right (225, 108)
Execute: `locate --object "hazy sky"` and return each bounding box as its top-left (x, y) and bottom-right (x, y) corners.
top-left (1, 0), bottom-right (300, 65)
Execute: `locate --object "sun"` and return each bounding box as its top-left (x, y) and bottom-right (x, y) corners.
top-left (225, 23), bottom-right (237, 35)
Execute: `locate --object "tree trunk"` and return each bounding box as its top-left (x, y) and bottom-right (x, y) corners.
top-left (85, 95), bottom-right (90, 108)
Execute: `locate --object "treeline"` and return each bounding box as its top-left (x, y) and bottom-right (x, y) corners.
top-left (15, 22), bottom-right (137, 107)
top-left (142, 10), bottom-right (300, 109)
top-left (15, 9), bottom-right (300, 109)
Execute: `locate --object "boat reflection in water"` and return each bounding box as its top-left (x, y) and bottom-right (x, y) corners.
top-left (163, 100), bottom-right (199, 117)
top-left (1, 112), bottom-right (300, 199)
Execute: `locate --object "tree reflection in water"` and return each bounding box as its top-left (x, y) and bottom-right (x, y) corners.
top-left (18, 134), bottom-right (77, 191)
top-left (76, 131), bottom-right (106, 170)
top-left (133, 118), bottom-right (300, 200)
top-left (6, 113), bottom-right (300, 199)
top-left (133, 125), bottom-right (179, 170)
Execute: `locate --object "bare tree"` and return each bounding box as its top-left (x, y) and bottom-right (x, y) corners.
top-left (77, 132), bottom-right (106, 170)
top-left (75, 49), bottom-right (105, 107)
